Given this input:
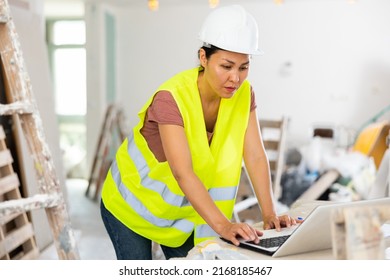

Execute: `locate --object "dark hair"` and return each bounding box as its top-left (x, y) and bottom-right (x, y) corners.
top-left (198, 44), bottom-right (222, 59)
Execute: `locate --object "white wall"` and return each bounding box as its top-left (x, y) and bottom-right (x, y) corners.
top-left (113, 0), bottom-right (390, 148)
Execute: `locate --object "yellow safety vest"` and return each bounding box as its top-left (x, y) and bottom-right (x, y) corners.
top-left (101, 67), bottom-right (251, 247)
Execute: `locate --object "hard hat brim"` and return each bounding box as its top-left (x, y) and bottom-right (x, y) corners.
top-left (201, 42), bottom-right (264, 56)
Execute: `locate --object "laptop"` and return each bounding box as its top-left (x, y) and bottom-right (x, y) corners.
top-left (222, 197), bottom-right (390, 258)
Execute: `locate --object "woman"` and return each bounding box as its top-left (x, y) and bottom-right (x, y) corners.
top-left (100, 4), bottom-right (296, 260)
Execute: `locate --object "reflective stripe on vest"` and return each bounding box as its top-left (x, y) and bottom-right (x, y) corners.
top-left (111, 160), bottom-right (193, 232)
top-left (195, 224), bottom-right (218, 239)
top-left (110, 130), bottom-right (238, 232)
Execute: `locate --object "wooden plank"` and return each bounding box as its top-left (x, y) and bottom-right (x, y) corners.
top-left (0, 193), bottom-right (61, 218)
top-left (19, 246), bottom-right (39, 260)
top-left (0, 149), bottom-right (13, 166)
top-left (0, 212), bottom-right (19, 226)
top-left (0, 102), bottom-right (34, 115)
top-left (0, 173), bottom-right (19, 196)
top-left (259, 119), bottom-right (284, 129)
top-left (0, 222), bottom-right (34, 256)
top-left (0, 238), bottom-right (6, 258)
top-left (0, 238), bottom-right (37, 260)
top-left (297, 169), bottom-right (340, 200)
top-left (262, 140), bottom-right (279, 150)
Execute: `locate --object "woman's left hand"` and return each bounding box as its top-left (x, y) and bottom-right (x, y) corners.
top-left (262, 214), bottom-right (301, 231)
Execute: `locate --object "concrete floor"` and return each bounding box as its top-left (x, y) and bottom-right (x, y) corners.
top-left (38, 179), bottom-right (116, 260)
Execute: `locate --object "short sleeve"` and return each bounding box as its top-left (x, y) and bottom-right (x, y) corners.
top-left (148, 90), bottom-right (184, 126)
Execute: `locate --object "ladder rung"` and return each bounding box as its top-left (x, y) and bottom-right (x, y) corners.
top-left (0, 149), bottom-right (13, 166)
top-left (0, 101), bottom-right (34, 115)
top-left (0, 222), bottom-right (34, 254)
top-left (0, 173), bottom-right (20, 196)
top-left (0, 211), bottom-right (19, 225)
top-left (0, 193), bottom-right (61, 224)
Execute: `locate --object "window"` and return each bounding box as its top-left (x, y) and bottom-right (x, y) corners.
top-left (46, 19), bottom-right (87, 178)
top-left (48, 19), bottom-right (86, 115)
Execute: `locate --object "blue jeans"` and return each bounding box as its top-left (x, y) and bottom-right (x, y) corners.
top-left (100, 199), bottom-right (194, 260)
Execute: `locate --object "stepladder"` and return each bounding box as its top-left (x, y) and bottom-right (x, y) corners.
top-left (85, 104), bottom-right (127, 201)
top-left (0, 0), bottom-right (79, 259)
top-left (233, 117), bottom-right (289, 222)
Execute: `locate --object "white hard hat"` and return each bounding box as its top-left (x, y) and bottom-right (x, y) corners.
top-left (198, 5), bottom-right (263, 55)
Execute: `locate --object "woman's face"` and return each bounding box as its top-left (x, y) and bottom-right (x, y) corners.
top-left (199, 49), bottom-right (251, 99)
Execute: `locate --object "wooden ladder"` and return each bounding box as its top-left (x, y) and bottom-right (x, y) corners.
top-left (0, 0), bottom-right (79, 259)
top-left (85, 104), bottom-right (127, 201)
top-left (234, 116), bottom-right (289, 222)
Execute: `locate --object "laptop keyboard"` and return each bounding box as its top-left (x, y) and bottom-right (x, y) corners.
top-left (246, 235), bottom-right (290, 248)
top-left (261, 235), bottom-right (290, 248)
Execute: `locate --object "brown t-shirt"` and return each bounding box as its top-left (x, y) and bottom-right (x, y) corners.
top-left (140, 88), bottom-right (257, 162)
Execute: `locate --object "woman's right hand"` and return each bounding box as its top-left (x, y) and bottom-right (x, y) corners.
top-left (218, 222), bottom-right (263, 246)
